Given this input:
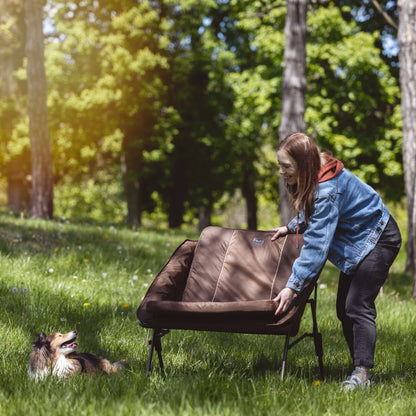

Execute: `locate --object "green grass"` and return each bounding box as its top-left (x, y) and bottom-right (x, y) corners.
top-left (0, 212), bottom-right (415, 416)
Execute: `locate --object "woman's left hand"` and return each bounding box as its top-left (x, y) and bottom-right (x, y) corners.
top-left (273, 287), bottom-right (296, 316)
top-left (269, 226), bottom-right (289, 241)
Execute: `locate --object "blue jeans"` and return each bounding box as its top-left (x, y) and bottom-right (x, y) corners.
top-left (336, 215), bottom-right (402, 368)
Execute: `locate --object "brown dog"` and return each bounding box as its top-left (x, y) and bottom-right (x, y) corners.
top-left (28, 330), bottom-right (127, 380)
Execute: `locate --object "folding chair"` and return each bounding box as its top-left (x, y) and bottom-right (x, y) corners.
top-left (137, 226), bottom-right (324, 379)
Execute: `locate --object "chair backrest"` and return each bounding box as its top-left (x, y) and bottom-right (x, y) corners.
top-left (181, 226), bottom-right (303, 303)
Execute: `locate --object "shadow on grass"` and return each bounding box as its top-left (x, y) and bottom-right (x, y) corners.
top-left (144, 312), bottom-right (416, 384)
top-left (142, 327), bottom-right (329, 381)
top-left (0, 280), bottom-right (131, 361)
top-left (1, 215), bottom-right (415, 386)
top-left (0, 219), bottom-right (148, 357)
top-left (0, 217), bottom-right (150, 262)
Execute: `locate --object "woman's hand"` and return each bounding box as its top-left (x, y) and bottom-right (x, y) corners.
top-left (269, 226), bottom-right (289, 241)
top-left (273, 287), bottom-right (296, 316)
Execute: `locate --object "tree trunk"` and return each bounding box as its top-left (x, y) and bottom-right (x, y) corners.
top-left (25, 0), bottom-right (54, 219)
top-left (121, 109), bottom-right (156, 225)
top-left (168, 137), bottom-right (189, 228)
top-left (121, 135), bottom-right (142, 226)
top-left (397, 0), bottom-right (416, 295)
top-left (242, 164), bottom-right (258, 230)
top-left (278, 0), bottom-right (308, 225)
top-left (198, 205), bottom-right (211, 232)
top-left (0, 0), bottom-right (31, 213)
top-left (168, 155), bottom-right (187, 228)
top-left (7, 154), bottom-right (31, 213)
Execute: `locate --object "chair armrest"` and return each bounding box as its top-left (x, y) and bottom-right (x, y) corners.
top-left (137, 239), bottom-right (197, 324)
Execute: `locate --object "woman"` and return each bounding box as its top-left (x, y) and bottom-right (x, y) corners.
top-left (271, 133), bottom-right (401, 390)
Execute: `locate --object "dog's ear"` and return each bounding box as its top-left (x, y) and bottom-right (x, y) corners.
top-left (32, 331), bottom-right (48, 350)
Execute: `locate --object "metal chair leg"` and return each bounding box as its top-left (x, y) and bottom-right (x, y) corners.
top-left (281, 334), bottom-right (291, 380)
top-left (280, 284), bottom-right (324, 380)
top-left (146, 331), bottom-right (155, 377)
top-left (146, 329), bottom-right (169, 377)
top-left (310, 285), bottom-right (324, 379)
top-left (315, 332), bottom-right (324, 379)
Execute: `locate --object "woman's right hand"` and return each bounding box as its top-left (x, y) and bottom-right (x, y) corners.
top-left (269, 226), bottom-right (289, 241)
top-left (273, 287), bottom-right (296, 315)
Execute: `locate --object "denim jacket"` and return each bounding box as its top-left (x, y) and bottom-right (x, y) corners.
top-left (285, 167), bottom-right (390, 293)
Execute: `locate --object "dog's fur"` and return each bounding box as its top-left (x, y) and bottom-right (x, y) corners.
top-left (28, 330), bottom-right (127, 380)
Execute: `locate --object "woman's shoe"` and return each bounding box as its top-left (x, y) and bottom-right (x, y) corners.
top-left (341, 373), bottom-right (371, 391)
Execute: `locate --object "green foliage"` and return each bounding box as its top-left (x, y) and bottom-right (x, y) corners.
top-left (306, 4), bottom-right (402, 198)
top-left (0, 0), bottom-right (404, 224)
top-left (54, 168), bottom-right (127, 222)
top-left (0, 212), bottom-right (414, 416)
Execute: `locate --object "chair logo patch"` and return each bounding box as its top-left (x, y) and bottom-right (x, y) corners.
top-left (252, 238), bottom-right (265, 248)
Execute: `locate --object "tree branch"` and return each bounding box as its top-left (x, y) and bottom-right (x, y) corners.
top-left (370, 0), bottom-right (398, 30)
top-left (245, 4), bottom-right (285, 19)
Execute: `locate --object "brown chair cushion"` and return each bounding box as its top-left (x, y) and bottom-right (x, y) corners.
top-left (182, 227), bottom-right (299, 302)
top-left (137, 227), bottom-right (310, 336)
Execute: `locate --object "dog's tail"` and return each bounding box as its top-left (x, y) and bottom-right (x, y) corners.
top-left (95, 358), bottom-right (128, 374)
top-left (112, 359), bottom-right (129, 371)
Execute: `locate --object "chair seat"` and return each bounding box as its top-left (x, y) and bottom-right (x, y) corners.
top-left (147, 299), bottom-right (276, 315)
top-left (138, 227), bottom-right (307, 329)
top-left (136, 226), bottom-right (324, 378)
top-left (141, 299), bottom-right (302, 335)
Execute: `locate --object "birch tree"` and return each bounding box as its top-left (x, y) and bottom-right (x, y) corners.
top-left (397, 0), bottom-right (416, 294)
top-left (278, 0), bottom-right (309, 224)
top-left (25, 0), bottom-right (53, 218)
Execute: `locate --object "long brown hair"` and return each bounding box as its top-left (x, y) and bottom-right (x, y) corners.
top-left (278, 133), bottom-right (321, 222)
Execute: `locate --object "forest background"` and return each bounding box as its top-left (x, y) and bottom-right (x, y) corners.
top-left (3, 4), bottom-right (416, 413)
top-left (0, 0), bottom-right (403, 231)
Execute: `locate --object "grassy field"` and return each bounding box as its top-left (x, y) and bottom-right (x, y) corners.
top-left (0, 211), bottom-right (415, 416)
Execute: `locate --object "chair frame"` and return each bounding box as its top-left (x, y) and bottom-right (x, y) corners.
top-left (144, 283), bottom-right (324, 380)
